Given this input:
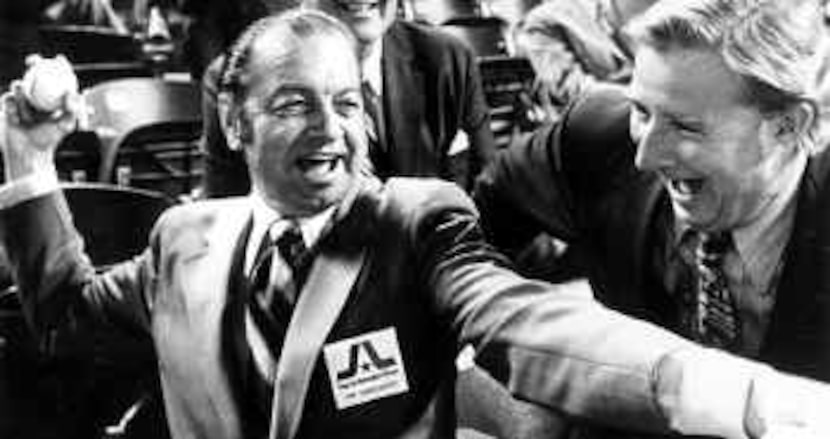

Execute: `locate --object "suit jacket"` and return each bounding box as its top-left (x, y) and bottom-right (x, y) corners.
top-left (1, 175), bottom-right (701, 439)
top-left (475, 87), bottom-right (830, 382)
top-left (200, 20), bottom-right (495, 197)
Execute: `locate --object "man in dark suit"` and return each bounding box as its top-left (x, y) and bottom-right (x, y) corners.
top-left (3, 8), bottom-right (830, 439)
top-left (476, 0), bottom-right (830, 433)
top-left (200, 0), bottom-right (495, 197)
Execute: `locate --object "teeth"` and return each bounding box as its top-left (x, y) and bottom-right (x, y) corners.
top-left (671, 179), bottom-right (702, 195)
top-left (298, 156), bottom-right (341, 177)
top-left (337, 0), bottom-right (379, 13)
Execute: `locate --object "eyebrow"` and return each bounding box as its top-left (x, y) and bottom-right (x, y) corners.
top-left (268, 84), bottom-right (311, 95)
top-left (625, 94), bottom-right (702, 124)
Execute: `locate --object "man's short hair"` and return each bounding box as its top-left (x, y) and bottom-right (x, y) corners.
top-left (218, 8), bottom-right (358, 106)
top-left (625, 0), bottom-right (823, 119)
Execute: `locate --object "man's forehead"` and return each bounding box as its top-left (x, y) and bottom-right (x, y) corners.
top-left (250, 26), bottom-right (301, 64)
top-left (245, 32), bottom-right (360, 91)
top-left (629, 46), bottom-right (746, 108)
top-left (249, 30), bottom-right (351, 69)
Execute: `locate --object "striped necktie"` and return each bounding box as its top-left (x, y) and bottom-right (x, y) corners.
top-left (361, 80), bottom-right (389, 176)
top-left (248, 223), bottom-right (310, 355)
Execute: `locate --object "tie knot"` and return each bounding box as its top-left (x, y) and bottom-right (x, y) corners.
top-left (700, 231), bottom-right (731, 253)
top-left (697, 231), bottom-right (732, 266)
top-left (276, 223), bottom-right (308, 271)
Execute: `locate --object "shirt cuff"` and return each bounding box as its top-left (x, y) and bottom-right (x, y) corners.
top-left (0, 170), bottom-right (60, 209)
top-left (655, 347), bottom-right (765, 439)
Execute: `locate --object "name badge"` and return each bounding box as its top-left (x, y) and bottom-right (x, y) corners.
top-left (323, 327), bottom-right (409, 410)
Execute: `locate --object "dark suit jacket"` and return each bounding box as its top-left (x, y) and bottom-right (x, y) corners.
top-left (200, 20), bottom-right (495, 197)
top-left (475, 87), bottom-right (830, 382)
top-left (1, 175), bottom-right (701, 439)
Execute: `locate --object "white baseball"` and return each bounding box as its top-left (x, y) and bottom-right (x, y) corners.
top-left (21, 55), bottom-right (79, 113)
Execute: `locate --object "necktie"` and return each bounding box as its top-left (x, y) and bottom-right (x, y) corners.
top-left (275, 223), bottom-right (311, 296)
top-left (361, 80), bottom-right (388, 175)
top-left (245, 223), bottom-right (312, 425)
top-left (362, 80), bottom-right (382, 143)
top-left (248, 223), bottom-right (310, 355)
top-left (693, 232), bottom-right (742, 351)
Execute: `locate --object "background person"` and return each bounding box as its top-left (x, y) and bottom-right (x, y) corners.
top-left (512, 0), bottom-right (632, 124)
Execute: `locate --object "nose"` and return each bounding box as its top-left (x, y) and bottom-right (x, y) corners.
top-left (309, 102), bottom-right (344, 140)
top-left (633, 117), bottom-right (673, 171)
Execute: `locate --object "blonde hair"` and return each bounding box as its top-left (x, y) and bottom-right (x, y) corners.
top-left (626, 0), bottom-right (822, 122)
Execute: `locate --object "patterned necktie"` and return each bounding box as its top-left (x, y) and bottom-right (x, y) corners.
top-left (275, 223), bottom-right (311, 296)
top-left (248, 223), bottom-right (310, 354)
top-left (693, 231), bottom-right (742, 352)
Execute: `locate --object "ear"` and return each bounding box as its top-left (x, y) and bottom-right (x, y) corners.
top-left (773, 102), bottom-right (815, 144)
top-left (217, 92), bottom-right (252, 151)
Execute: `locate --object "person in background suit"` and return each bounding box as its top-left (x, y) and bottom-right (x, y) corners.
top-left (476, 0), bottom-right (830, 436)
top-left (200, 0), bottom-right (496, 197)
top-left (3, 8), bottom-right (830, 439)
top-left (180, 0), bottom-right (297, 83)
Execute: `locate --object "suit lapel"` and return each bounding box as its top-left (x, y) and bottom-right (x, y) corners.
top-left (155, 198), bottom-right (253, 439)
top-left (252, 177), bottom-right (374, 439)
top-left (761, 154), bottom-right (830, 380)
top-left (269, 246), bottom-right (367, 439)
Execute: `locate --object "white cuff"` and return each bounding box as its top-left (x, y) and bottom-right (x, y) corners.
top-left (0, 170), bottom-right (60, 209)
top-left (746, 367), bottom-right (830, 438)
top-left (656, 347), bottom-right (766, 439)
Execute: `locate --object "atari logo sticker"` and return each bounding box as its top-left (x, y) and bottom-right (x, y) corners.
top-left (323, 327), bottom-right (409, 409)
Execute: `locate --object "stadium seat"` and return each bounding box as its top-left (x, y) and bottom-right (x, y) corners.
top-left (83, 77), bottom-right (203, 198)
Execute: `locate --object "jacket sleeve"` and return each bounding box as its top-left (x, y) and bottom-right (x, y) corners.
top-left (385, 178), bottom-right (677, 433)
top-left (0, 190), bottom-right (158, 358)
top-left (473, 86), bottom-right (633, 258)
top-left (458, 44), bottom-right (497, 188)
top-left (473, 121), bottom-right (578, 257)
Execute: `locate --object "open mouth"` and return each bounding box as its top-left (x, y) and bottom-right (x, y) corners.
top-left (668, 178), bottom-right (705, 197)
top-left (333, 0), bottom-right (381, 14)
top-left (296, 153), bottom-right (346, 181)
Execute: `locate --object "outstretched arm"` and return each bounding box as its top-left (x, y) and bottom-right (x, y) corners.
top-left (408, 179), bottom-right (830, 439)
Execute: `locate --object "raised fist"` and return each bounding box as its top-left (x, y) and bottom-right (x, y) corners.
top-left (20, 54), bottom-right (79, 114)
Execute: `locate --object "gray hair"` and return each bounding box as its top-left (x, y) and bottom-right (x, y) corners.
top-left (625, 0), bottom-right (823, 123)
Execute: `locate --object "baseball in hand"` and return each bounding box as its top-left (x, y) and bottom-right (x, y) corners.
top-left (20, 55), bottom-right (79, 113)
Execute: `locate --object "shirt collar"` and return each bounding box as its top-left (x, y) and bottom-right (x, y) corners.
top-left (245, 192), bottom-right (336, 273)
top-left (361, 39), bottom-right (383, 97)
top-left (731, 150), bottom-right (807, 288)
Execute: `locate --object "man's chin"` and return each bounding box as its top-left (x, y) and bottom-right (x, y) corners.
top-left (671, 204), bottom-right (721, 232)
top-left (348, 21), bottom-right (386, 43)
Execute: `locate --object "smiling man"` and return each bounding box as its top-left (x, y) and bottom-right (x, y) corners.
top-left (476, 0), bottom-right (830, 433)
top-left (5, 7), bottom-right (830, 439)
top-left (201, 0), bottom-right (496, 197)
top-left (294, 0), bottom-right (498, 188)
